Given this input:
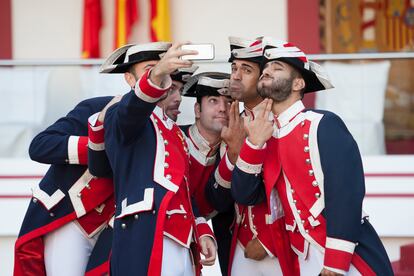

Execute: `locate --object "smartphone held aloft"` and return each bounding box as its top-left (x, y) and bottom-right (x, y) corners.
top-left (181, 44), bottom-right (215, 60)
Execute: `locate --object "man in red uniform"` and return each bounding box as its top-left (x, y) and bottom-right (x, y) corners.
top-left (206, 37), bottom-right (297, 275)
top-left (92, 42), bottom-right (217, 275)
top-left (231, 37), bottom-right (393, 275)
top-left (181, 71), bottom-right (234, 274)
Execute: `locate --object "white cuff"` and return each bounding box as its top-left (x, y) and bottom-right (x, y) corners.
top-left (225, 153), bottom-right (235, 170)
top-left (246, 138), bottom-right (267, 150)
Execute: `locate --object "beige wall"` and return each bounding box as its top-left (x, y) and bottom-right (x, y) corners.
top-left (12, 0), bottom-right (287, 59)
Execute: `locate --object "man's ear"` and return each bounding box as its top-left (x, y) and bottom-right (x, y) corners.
top-left (124, 72), bottom-right (136, 88)
top-left (293, 77), bottom-right (305, 92)
top-left (194, 102), bottom-right (201, 119)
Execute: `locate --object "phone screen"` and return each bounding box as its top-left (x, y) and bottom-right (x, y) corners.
top-left (181, 44), bottom-right (214, 60)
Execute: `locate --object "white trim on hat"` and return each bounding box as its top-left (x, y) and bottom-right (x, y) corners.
top-left (264, 48), bottom-right (310, 69)
top-left (231, 43), bottom-right (263, 58)
top-left (124, 42), bottom-right (172, 62)
top-left (228, 36), bottom-right (256, 48)
top-left (265, 46), bottom-right (302, 53)
top-left (309, 61), bottom-right (334, 89)
top-left (100, 44), bottom-right (134, 73)
top-left (261, 37), bottom-right (287, 48)
top-left (198, 77), bottom-right (229, 88)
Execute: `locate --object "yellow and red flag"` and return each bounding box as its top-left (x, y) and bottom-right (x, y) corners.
top-left (82, 0), bottom-right (102, 58)
top-left (150, 0), bottom-right (171, 42)
top-left (114, 0), bottom-right (139, 49)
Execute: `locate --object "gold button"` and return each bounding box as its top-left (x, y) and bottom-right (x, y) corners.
top-left (309, 170), bottom-right (314, 176)
top-left (301, 121), bottom-right (305, 126)
top-left (165, 151), bottom-right (169, 157)
top-left (303, 134), bottom-right (309, 140)
top-left (315, 193), bottom-right (321, 198)
top-left (164, 140), bottom-right (169, 146)
top-left (164, 163), bottom-right (169, 168)
top-left (134, 214), bottom-right (139, 219)
top-left (152, 210), bottom-right (156, 214)
top-left (304, 146), bottom-right (309, 153)
top-left (297, 210), bottom-right (301, 214)
top-left (50, 212), bottom-right (55, 217)
top-left (166, 174), bottom-right (172, 180)
top-left (312, 180), bottom-right (318, 187)
top-left (121, 223), bottom-right (126, 229)
top-left (77, 193), bottom-right (82, 198)
top-left (32, 198), bottom-right (38, 203)
top-left (293, 199), bottom-right (297, 204)
top-left (184, 215), bottom-right (187, 219)
top-left (85, 183), bottom-right (91, 189)
top-left (305, 158), bottom-right (311, 164)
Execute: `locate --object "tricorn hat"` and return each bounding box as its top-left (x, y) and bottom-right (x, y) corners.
top-left (100, 42), bottom-right (171, 73)
top-left (182, 72), bottom-right (231, 99)
top-left (171, 65), bottom-right (199, 84)
top-left (261, 37), bottom-right (333, 93)
top-left (228, 36), bottom-right (263, 64)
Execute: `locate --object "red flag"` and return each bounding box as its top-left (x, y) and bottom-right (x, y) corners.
top-left (114, 0), bottom-right (138, 49)
top-left (150, 0), bottom-right (171, 42)
top-left (82, 0), bottom-right (102, 58)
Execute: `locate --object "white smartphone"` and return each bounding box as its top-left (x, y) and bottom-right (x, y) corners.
top-left (181, 44), bottom-right (215, 60)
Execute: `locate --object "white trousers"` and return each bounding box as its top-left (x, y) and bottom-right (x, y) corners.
top-left (299, 244), bottom-right (362, 276)
top-left (44, 221), bottom-right (100, 276)
top-left (161, 237), bottom-right (194, 276)
top-left (231, 243), bottom-right (283, 276)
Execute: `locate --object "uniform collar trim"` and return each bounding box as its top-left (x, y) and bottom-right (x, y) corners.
top-left (275, 100), bottom-right (305, 128)
top-left (189, 124), bottom-right (220, 156)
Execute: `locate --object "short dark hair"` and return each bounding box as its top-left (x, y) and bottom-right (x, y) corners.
top-left (196, 96), bottom-right (203, 111)
top-left (127, 65), bottom-right (135, 76)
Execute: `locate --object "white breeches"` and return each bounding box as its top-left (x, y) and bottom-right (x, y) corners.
top-left (299, 244), bottom-right (362, 276)
top-left (44, 221), bottom-right (100, 276)
top-left (161, 237), bottom-right (194, 276)
top-left (231, 243), bottom-right (283, 276)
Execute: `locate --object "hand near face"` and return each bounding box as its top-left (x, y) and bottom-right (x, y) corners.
top-left (199, 236), bottom-right (217, 266)
top-left (244, 98), bottom-right (274, 148)
top-left (150, 42), bottom-right (196, 87)
top-left (221, 100), bottom-right (247, 164)
top-left (244, 238), bottom-right (268, 261)
top-left (98, 95), bottom-right (122, 123)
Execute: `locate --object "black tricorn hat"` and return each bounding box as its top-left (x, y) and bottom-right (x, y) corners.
top-left (261, 37), bottom-right (334, 93)
top-left (182, 72), bottom-right (231, 99)
top-left (171, 65), bottom-right (199, 84)
top-left (100, 42), bottom-right (171, 73)
top-left (228, 36), bottom-right (263, 64)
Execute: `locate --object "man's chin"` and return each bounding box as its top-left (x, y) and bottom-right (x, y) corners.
top-left (166, 110), bottom-right (180, 122)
